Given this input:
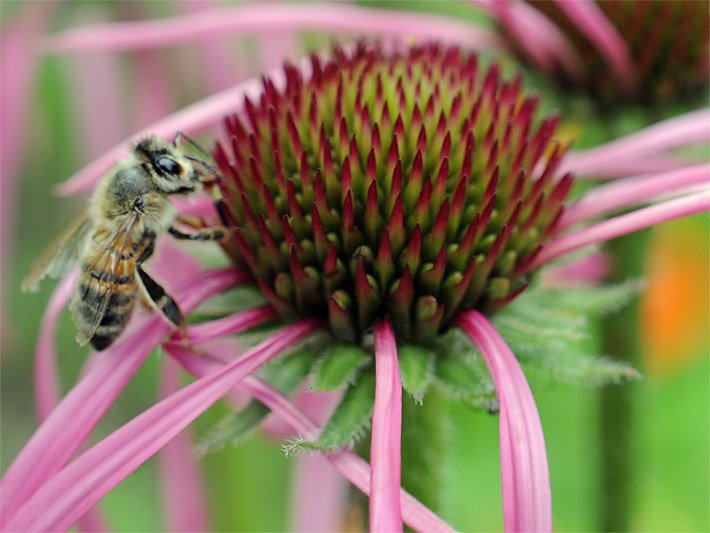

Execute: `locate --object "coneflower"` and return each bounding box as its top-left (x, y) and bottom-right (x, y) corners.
top-left (481, 0), bottom-right (709, 103)
top-left (214, 43), bottom-right (571, 343)
top-left (3, 41), bottom-right (708, 533)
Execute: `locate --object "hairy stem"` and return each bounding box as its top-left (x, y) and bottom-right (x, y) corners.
top-left (400, 389), bottom-right (448, 518)
top-left (598, 230), bottom-right (650, 530)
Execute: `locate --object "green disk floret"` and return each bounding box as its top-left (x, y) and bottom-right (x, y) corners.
top-left (214, 42), bottom-right (573, 343)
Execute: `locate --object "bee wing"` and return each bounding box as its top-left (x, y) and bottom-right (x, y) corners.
top-left (74, 212), bottom-right (141, 347)
top-left (21, 208), bottom-right (92, 293)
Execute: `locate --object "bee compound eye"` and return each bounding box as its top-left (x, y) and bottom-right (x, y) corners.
top-left (156, 156), bottom-right (182, 175)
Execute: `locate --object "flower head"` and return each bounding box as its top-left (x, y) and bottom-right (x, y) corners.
top-left (492, 0), bottom-right (709, 103)
top-left (215, 42), bottom-right (572, 343)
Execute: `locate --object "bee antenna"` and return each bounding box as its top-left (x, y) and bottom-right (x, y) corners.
top-left (173, 131), bottom-right (211, 157)
top-left (184, 154), bottom-right (221, 183)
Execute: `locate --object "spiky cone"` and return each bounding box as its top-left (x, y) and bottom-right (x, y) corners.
top-left (214, 42), bottom-right (573, 344)
top-left (514, 0), bottom-right (709, 103)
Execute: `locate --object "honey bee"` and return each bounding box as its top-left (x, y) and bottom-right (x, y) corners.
top-left (22, 133), bottom-right (228, 351)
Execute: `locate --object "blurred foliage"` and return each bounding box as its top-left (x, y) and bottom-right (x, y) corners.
top-left (1, 1), bottom-right (708, 531)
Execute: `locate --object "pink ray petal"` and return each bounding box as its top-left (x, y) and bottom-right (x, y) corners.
top-left (170, 195), bottom-right (222, 219)
top-left (472, 0), bottom-right (552, 72)
top-left (287, 383), bottom-right (346, 532)
top-left (560, 154), bottom-right (695, 180)
top-left (180, 0), bottom-right (245, 93)
top-left (164, 304), bottom-right (275, 346)
top-left (533, 190), bottom-right (710, 269)
top-left (258, 30), bottom-right (299, 73)
top-left (542, 250), bottom-right (612, 286)
top-left (55, 69), bottom-right (284, 195)
top-left (32, 268), bottom-right (111, 532)
top-left (0, 268), bottom-right (242, 524)
top-left (561, 109), bottom-right (710, 177)
top-left (370, 320), bottom-right (403, 533)
top-left (289, 452), bottom-right (347, 532)
top-left (46, 3), bottom-right (501, 54)
top-left (5, 319), bottom-right (319, 532)
top-left (473, 0), bottom-right (583, 79)
top-left (170, 348), bottom-right (456, 533)
top-left (456, 310), bottom-right (552, 532)
top-left (0, 2), bottom-right (50, 186)
top-left (75, 508), bottom-right (110, 533)
top-left (552, 0), bottom-right (636, 92)
top-left (129, 50), bottom-right (175, 131)
top-left (148, 236), bottom-right (206, 294)
top-left (34, 271), bottom-right (76, 421)
top-left (560, 164), bottom-right (710, 228)
top-left (0, 3), bottom-right (55, 351)
top-left (158, 358), bottom-right (210, 532)
top-left (68, 16), bottom-right (126, 160)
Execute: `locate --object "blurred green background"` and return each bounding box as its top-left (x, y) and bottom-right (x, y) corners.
top-left (1, 1), bottom-right (708, 531)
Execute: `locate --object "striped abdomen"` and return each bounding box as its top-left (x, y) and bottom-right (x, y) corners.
top-left (72, 225), bottom-right (151, 351)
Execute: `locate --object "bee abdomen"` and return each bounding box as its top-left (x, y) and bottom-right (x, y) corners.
top-left (74, 271), bottom-right (137, 351)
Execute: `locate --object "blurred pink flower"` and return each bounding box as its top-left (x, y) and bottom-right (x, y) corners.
top-left (476, 0), bottom-right (709, 103)
top-left (0, 3), bottom-right (56, 351)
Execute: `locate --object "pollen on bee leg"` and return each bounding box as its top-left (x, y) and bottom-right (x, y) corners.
top-left (173, 214), bottom-right (231, 241)
top-left (175, 213), bottom-right (208, 230)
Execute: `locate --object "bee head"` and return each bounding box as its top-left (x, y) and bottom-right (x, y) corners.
top-left (134, 137), bottom-right (206, 195)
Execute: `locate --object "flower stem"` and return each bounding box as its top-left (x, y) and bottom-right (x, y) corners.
top-left (400, 389), bottom-right (447, 515)
top-left (598, 229), bottom-right (650, 530)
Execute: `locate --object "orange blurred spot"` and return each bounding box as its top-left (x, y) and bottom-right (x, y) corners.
top-left (640, 218), bottom-right (709, 376)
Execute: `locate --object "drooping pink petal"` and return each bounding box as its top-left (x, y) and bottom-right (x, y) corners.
top-left (32, 269), bottom-right (111, 532)
top-left (258, 30), bottom-right (299, 73)
top-left (0, 2), bottom-right (50, 187)
top-left (542, 250), bottom-right (612, 286)
top-left (148, 236), bottom-right (206, 293)
top-left (288, 383), bottom-right (346, 532)
top-left (68, 14), bottom-right (126, 160)
top-left (533, 190), bottom-right (710, 269)
top-left (370, 320), bottom-right (403, 533)
top-left (129, 51), bottom-right (175, 131)
top-left (180, 0), bottom-right (244, 93)
top-left (552, 0), bottom-right (636, 92)
top-left (55, 70), bottom-right (282, 195)
top-left (560, 164), bottom-right (710, 228)
top-left (571, 154), bottom-right (699, 178)
top-left (171, 349), bottom-right (455, 533)
top-left (164, 304), bottom-right (274, 346)
top-left (0, 3), bottom-right (55, 351)
top-left (472, 0), bottom-right (583, 79)
top-left (158, 358), bottom-right (210, 533)
top-left (0, 268), bottom-right (242, 524)
top-left (170, 195), bottom-right (223, 219)
top-left (561, 109), bottom-right (710, 178)
top-left (259, 408), bottom-right (299, 441)
top-left (5, 320), bottom-right (319, 532)
top-left (456, 310), bottom-right (552, 532)
top-left (34, 271), bottom-right (76, 421)
top-left (289, 452), bottom-right (348, 533)
top-left (75, 508), bottom-right (110, 533)
top-left (46, 3), bottom-right (501, 54)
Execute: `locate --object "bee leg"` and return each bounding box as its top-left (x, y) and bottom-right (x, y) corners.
top-left (174, 213), bottom-right (206, 229)
top-left (175, 212), bottom-right (230, 233)
top-left (135, 264), bottom-right (187, 343)
top-left (169, 225), bottom-right (230, 242)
